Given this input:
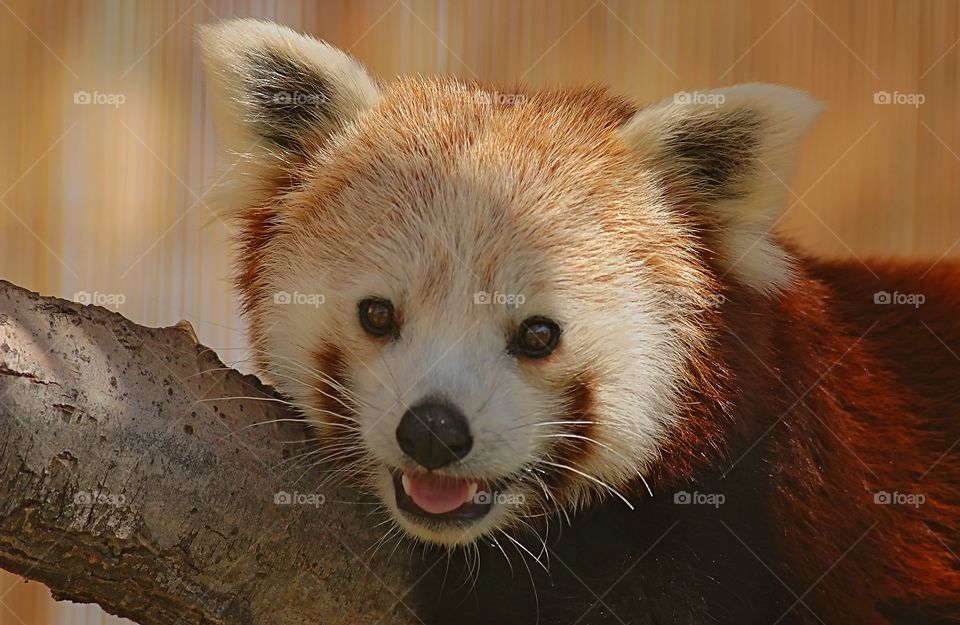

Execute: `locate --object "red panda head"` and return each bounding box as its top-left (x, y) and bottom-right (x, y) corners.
top-left (199, 19), bottom-right (821, 546)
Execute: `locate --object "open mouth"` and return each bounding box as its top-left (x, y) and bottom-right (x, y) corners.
top-left (393, 471), bottom-right (493, 523)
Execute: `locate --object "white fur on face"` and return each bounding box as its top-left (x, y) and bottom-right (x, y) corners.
top-left (251, 145), bottom-right (696, 545)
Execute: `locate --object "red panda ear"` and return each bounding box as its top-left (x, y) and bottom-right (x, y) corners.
top-left (197, 19), bottom-right (380, 205)
top-left (620, 84), bottom-right (823, 295)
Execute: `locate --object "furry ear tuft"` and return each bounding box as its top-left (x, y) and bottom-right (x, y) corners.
top-left (622, 84), bottom-right (823, 294)
top-left (197, 19), bottom-right (380, 204)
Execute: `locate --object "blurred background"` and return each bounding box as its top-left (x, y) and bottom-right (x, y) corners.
top-left (1, 0), bottom-right (958, 622)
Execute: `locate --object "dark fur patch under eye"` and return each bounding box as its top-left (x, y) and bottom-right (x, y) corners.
top-left (665, 110), bottom-right (763, 199)
top-left (243, 49), bottom-right (334, 154)
top-left (310, 343), bottom-right (355, 436)
top-left (542, 377), bottom-right (597, 492)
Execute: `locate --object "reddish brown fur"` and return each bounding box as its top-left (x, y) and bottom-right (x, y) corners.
top-left (775, 260), bottom-right (960, 621)
top-left (648, 254), bottom-right (960, 623)
top-left (310, 343), bottom-right (354, 434)
top-left (552, 378), bottom-right (599, 493)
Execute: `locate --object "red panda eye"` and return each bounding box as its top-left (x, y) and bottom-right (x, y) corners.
top-left (513, 317), bottom-right (561, 358)
top-left (358, 298), bottom-right (396, 337)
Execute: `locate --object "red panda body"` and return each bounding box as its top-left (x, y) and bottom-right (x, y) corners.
top-left (409, 258), bottom-right (960, 625)
top-left (762, 259), bottom-right (960, 623)
top-left (197, 19), bottom-right (960, 624)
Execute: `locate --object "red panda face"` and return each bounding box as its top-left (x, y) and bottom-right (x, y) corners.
top-left (239, 104), bottom-right (701, 545)
top-left (199, 19), bottom-right (820, 546)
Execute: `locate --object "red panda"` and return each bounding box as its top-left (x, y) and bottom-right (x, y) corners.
top-left (198, 19), bottom-right (960, 625)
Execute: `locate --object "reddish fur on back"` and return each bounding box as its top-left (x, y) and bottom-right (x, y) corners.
top-left (654, 255), bottom-right (960, 623)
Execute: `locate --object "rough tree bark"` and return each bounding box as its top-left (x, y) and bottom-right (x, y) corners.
top-left (0, 280), bottom-right (422, 625)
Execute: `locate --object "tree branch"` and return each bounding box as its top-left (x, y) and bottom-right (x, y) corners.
top-left (0, 280), bottom-right (419, 625)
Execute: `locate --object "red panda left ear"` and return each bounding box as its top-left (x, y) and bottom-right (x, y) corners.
top-left (197, 19), bottom-right (381, 210)
top-left (620, 84), bottom-right (823, 295)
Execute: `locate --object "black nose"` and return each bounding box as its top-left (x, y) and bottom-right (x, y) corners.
top-left (396, 400), bottom-right (473, 469)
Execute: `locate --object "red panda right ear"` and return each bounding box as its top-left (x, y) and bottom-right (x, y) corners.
top-left (197, 19), bottom-right (380, 206)
top-left (620, 84), bottom-right (822, 295)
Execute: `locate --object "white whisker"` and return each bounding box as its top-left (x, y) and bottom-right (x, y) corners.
top-left (537, 460), bottom-right (635, 510)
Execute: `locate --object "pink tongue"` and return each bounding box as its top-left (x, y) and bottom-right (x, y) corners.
top-left (405, 472), bottom-right (471, 515)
